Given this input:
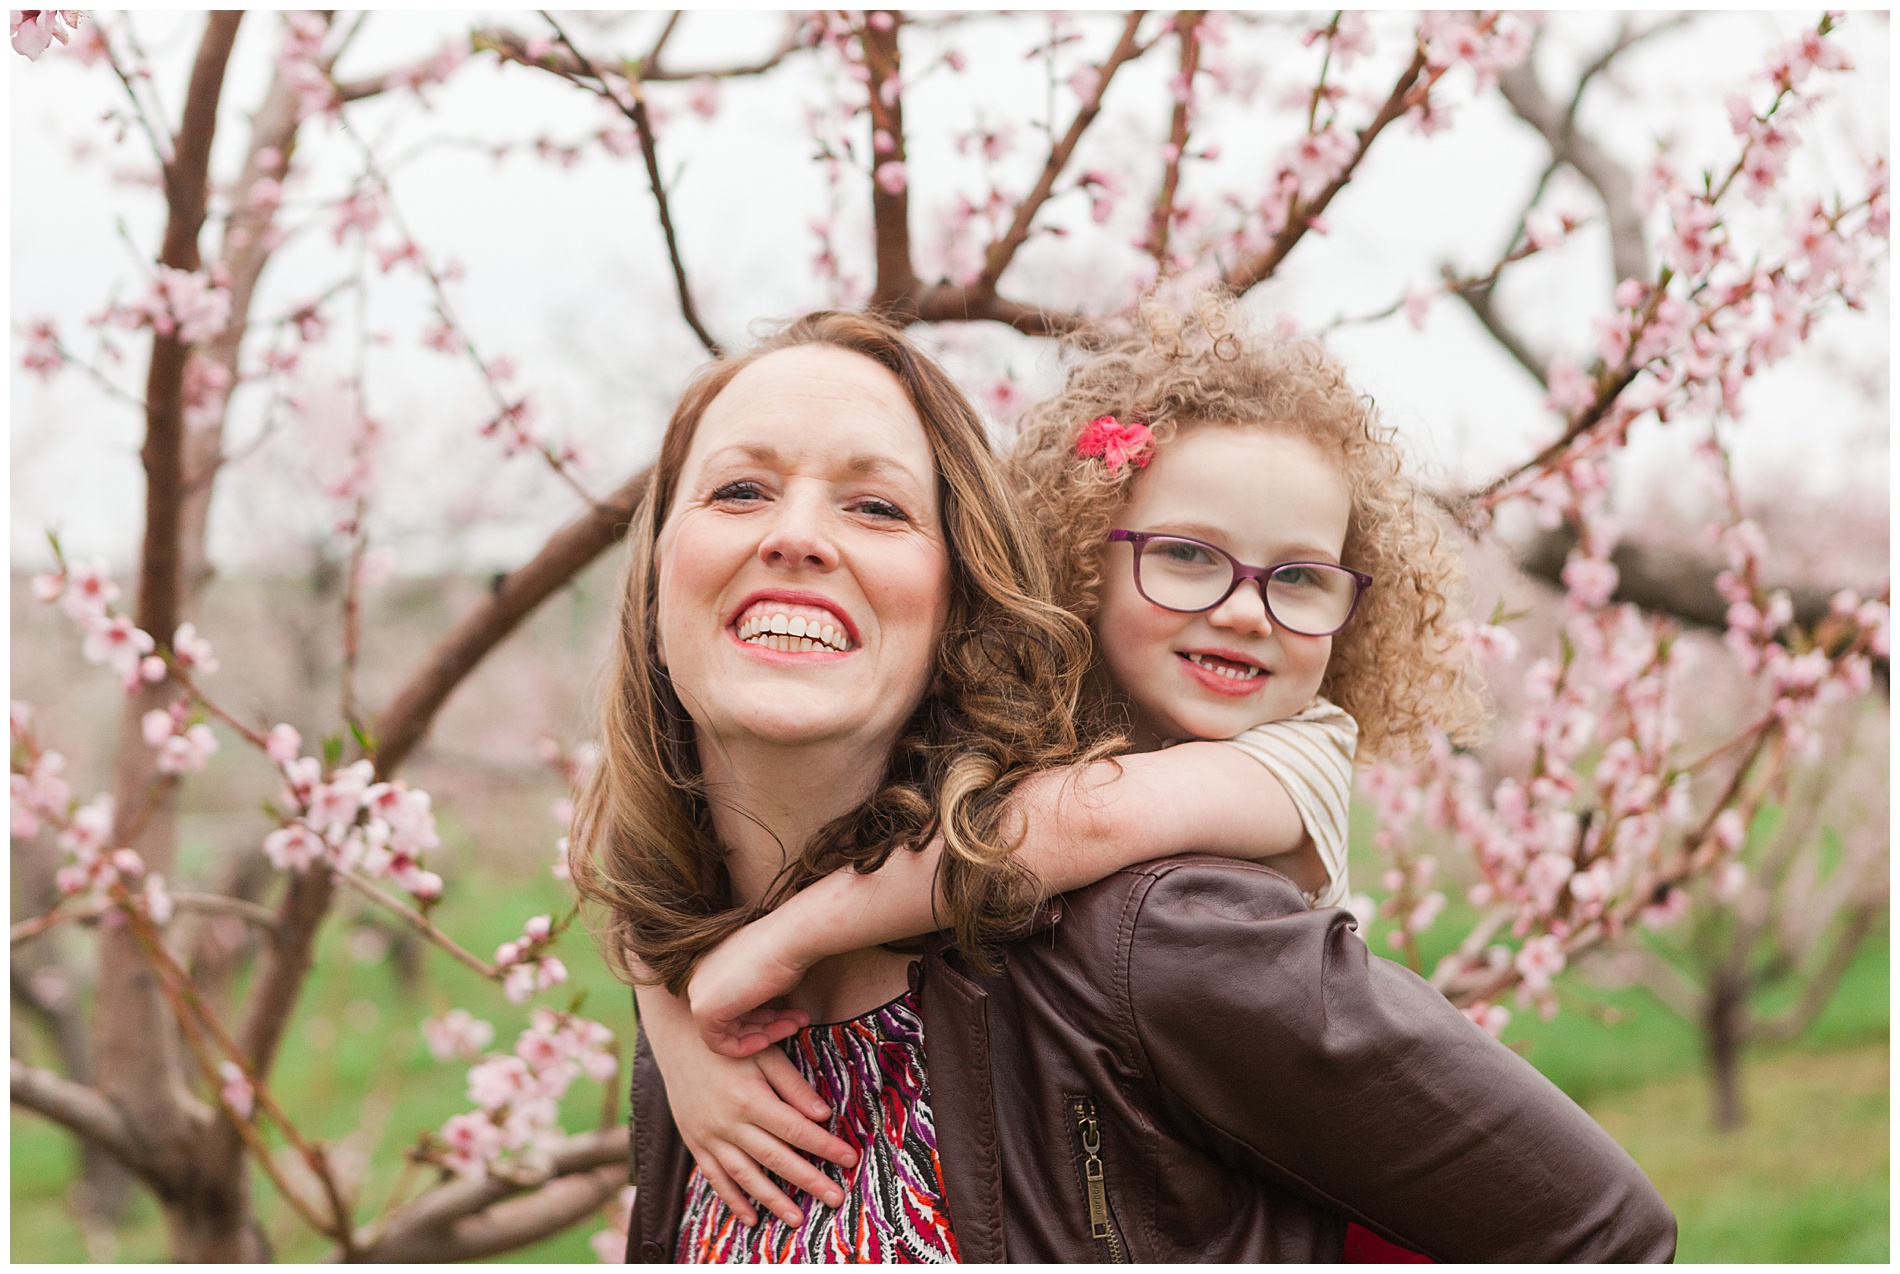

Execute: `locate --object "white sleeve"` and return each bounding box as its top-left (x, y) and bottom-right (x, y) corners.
top-left (1215, 699), bottom-right (1358, 909)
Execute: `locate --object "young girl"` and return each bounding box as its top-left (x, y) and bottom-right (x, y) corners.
top-left (632, 297), bottom-right (1484, 1234)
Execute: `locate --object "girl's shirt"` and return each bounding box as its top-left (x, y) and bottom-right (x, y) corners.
top-left (1216, 697), bottom-right (1357, 909)
top-left (675, 989), bottom-right (960, 1264)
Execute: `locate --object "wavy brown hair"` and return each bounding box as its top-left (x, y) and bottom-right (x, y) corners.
top-left (1011, 295), bottom-right (1485, 759)
top-left (571, 311), bottom-right (1094, 992)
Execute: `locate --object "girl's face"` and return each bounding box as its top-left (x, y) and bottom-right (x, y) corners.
top-left (1093, 424), bottom-right (1351, 746)
top-left (655, 345), bottom-right (952, 759)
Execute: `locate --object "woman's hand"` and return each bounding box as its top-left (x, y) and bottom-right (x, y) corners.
top-left (635, 982), bottom-right (859, 1228)
top-left (688, 915), bottom-right (821, 1058)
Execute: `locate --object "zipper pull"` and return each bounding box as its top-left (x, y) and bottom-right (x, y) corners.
top-left (1076, 1100), bottom-right (1112, 1238)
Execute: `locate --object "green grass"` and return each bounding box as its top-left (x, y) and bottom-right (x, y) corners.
top-left (11, 859), bottom-right (1889, 1262)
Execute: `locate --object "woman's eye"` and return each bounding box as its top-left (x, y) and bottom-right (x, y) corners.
top-left (709, 480), bottom-right (766, 503)
top-left (852, 497), bottom-right (908, 521)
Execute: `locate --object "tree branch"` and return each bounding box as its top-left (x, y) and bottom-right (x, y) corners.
top-left (1495, 56), bottom-right (1650, 286)
top-left (910, 285), bottom-right (1086, 336)
top-left (476, 19), bottom-right (803, 84)
top-left (348, 1128), bottom-right (629, 1262)
top-left (538, 13), bottom-right (723, 357)
top-left (1747, 900), bottom-right (1882, 1044)
top-left (1223, 47), bottom-right (1427, 293)
top-left (1450, 274), bottom-right (1549, 386)
top-left (10, 1059), bottom-right (149, 1177)
top-left (372, 469), bottom-right (651, 774)
top-left (975, 10), bottom-right (1149, 297)
top-left (1146, 11), bottom-right (1204, 268)
top-left (861, 11), bottom-right (919, 314)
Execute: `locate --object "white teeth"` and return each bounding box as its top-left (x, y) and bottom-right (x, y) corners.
top-left (735, 608), bottom-right (852, 653)
top-left (1187, 652), bottom-right (1262, 681)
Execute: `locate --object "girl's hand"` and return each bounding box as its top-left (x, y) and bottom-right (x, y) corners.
top-left (637, 983), bottom-right (859, 1228)
top-left (688, 915), bottom-right (815, 1058)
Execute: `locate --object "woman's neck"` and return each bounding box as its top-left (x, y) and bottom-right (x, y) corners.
top-left (696, 733), bottom-right (890, 907)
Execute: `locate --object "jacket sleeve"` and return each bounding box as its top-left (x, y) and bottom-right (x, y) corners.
top-left (1121, 858), bottom-right (1676, 1263)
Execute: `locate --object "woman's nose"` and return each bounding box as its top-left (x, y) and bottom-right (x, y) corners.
top-left (756, 489), bottom-right (839, 572)
top-left (1207, 580), bottom-right (1274, 637)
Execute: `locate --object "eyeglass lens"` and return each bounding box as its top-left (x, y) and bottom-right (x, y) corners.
top-left (1135, 535), bottom-right (1358, 635)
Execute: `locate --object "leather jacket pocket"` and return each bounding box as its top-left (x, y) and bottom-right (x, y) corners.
top-left (1066, 1094), bottom-right (1129, 1263)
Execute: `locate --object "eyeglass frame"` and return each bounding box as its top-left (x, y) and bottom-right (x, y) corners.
top-left (1106, 529), bottom-right (1374, 637)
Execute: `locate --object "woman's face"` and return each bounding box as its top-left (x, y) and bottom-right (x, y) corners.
top-left (655, 345), bottom-right (951, 760)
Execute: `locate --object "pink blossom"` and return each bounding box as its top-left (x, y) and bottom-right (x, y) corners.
top-left (21, 317), bottom-right (62, 377)
top-left (263, 823), bottom-right (325, 872)
top-left (686, 76), bottom-right (719, 119)
top-left (468, 1054), bottom-right (532, 1110)
top-left (440, 1111), bottom-right (505, 1177)
top-left (143, 872), bottom-right (175, 924)
top-left (1514, 934), bottom-right (1566, 992)
top-left (1560, 554), bottom-right (1619, 610)
top-left (61, 558), bottom-right (120, 619)
top-left (524, 914), bottom-right (553, 942)
top-left (421, 321), bottom-right (459, 353)
top-left (218, 1061), bottom-right (255, 1119)
top-left (873, 161), bottom-right (908, 195)
top-left (1712, 861), bottom-right (1748, 902)
top-left (12, 10), bottom-right (80, 60)
top-left (1462, 1002), bottom-right (1511, 1038)
top-left (266, 723), bottom-right (302, 764)
top-left (156, 724), bottom-right (217, 776)
top-left (503, 964), bottom-right (537, 1003)
top-left (1279, 125), bottom-right (1354, 195)
top-left (424, 1009), bottom-right (495, 1062)
top-left (330, 190), bottom-right (383, 244)
top-left (171, 621), bottom-right (218, 674)
top-left (552, 836), bottom-right (572, 881)
top-left (127, 267), bottom-right (232, 345)
top-left (82, 614), bottom-right (156, 681)
top-left (1401, 287), bottom-right (1431, 332)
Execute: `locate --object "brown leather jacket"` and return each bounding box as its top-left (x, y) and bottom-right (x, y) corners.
top-left (628, 857), bottom-right (1676, 1262)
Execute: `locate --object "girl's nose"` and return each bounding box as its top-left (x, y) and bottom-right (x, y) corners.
top-left (1206, 580), bottom-right (1274, 637)
top-left (756, 487), bottom-right (839, 572)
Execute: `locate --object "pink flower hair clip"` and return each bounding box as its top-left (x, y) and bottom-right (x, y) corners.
top-left (1074, 415), bottom-right (1154, 475)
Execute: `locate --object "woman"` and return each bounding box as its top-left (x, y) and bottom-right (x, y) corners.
top-left (575, 312), bottom-right (1675, 1262)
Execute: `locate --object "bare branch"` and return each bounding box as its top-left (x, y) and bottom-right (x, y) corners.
top-left (1451, 275), bottom-right (1549, 385)
top-left (538, 12), bottom-right (724, 356)
top-left (350, 1128), bottom-right (629, 1262)
top-left (1223, 48), bottom-right (1428, 293)
top-left (976, 11), bottom-right (1149, 296)
top-left (1495, 59), bottom-right (1650, 285)
top-left (372, 469), bottom-right (651, 773)
top-left (11, 1058), bottom-right (149, 1177)
top-left (333, 868), bottom-right (498, 978)
top-left (476, 19), bottom-right (803, 83)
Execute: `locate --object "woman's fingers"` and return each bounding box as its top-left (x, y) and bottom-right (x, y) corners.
top-left (738, 1128), bottom-right (849, 1209)
top-left (756, 1049), bottom-right (860, 1169)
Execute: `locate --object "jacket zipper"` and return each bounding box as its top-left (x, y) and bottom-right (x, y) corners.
top-left (1068, 1094), bottom-right (1129, 1263)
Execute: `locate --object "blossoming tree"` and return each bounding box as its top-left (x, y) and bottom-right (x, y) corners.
top-left (10, 8), bottom-right (1888, 1262)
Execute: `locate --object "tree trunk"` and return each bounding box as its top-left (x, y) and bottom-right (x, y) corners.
top-left (1702, 970), bottom-right (1749, 1131)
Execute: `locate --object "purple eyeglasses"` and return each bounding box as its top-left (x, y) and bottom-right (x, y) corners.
top-left (1107, 529), bottom-right (1372, 637)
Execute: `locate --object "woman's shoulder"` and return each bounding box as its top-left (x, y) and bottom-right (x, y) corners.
top-left (1044, 854), bottom-right (1327, 953)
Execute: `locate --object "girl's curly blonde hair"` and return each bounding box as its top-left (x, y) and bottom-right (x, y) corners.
top-left (1010, 295), bottom-right (1485, 759)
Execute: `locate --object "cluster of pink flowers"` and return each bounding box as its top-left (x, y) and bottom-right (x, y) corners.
top-left (278, 11), bottom-right (337, 121)
top-left (11, 702), bottom-right (72, 840)
top-left (10, 9), bottom-right (80, 60)
top-left (31, 558), bottom-right (170, 690)
top-left (432, 1009), bottom-right (616, 1180)
top-left (141, 702), bottom-right (218, 776)
top-left (264, 745), bottom-right (444, 902)
top-left (98, 266), bottom-right (233, 347)
top-left (494, 914), bottom-right (569, 1003)
top-left (591, 1186), bottom-right (637, 1263)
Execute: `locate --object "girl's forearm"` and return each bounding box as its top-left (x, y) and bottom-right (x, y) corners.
top-left (769, 744), bottom-right (1309, 962)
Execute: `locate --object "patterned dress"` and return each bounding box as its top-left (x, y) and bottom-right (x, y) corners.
top-left (675, 989), bottom-right (960, 1263)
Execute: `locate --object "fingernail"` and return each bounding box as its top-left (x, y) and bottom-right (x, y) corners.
top-left (812, 1103), bottom-right (830, 1118)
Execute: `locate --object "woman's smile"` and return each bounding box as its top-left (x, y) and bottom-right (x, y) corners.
top-left (728, 590), bottom-right (859, 657)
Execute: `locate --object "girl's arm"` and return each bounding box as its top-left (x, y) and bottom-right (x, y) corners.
top-left (632, 975), bottom-right (858, 1227)
top-left (689, 743), bottom-right (1328, 1054)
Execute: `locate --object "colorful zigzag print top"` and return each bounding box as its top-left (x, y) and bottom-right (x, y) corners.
top-left (675, 988), bottom-right (961, 1264)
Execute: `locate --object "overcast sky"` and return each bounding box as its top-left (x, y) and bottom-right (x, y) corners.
top-left (10, 10), bottom-right (1889, 575)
